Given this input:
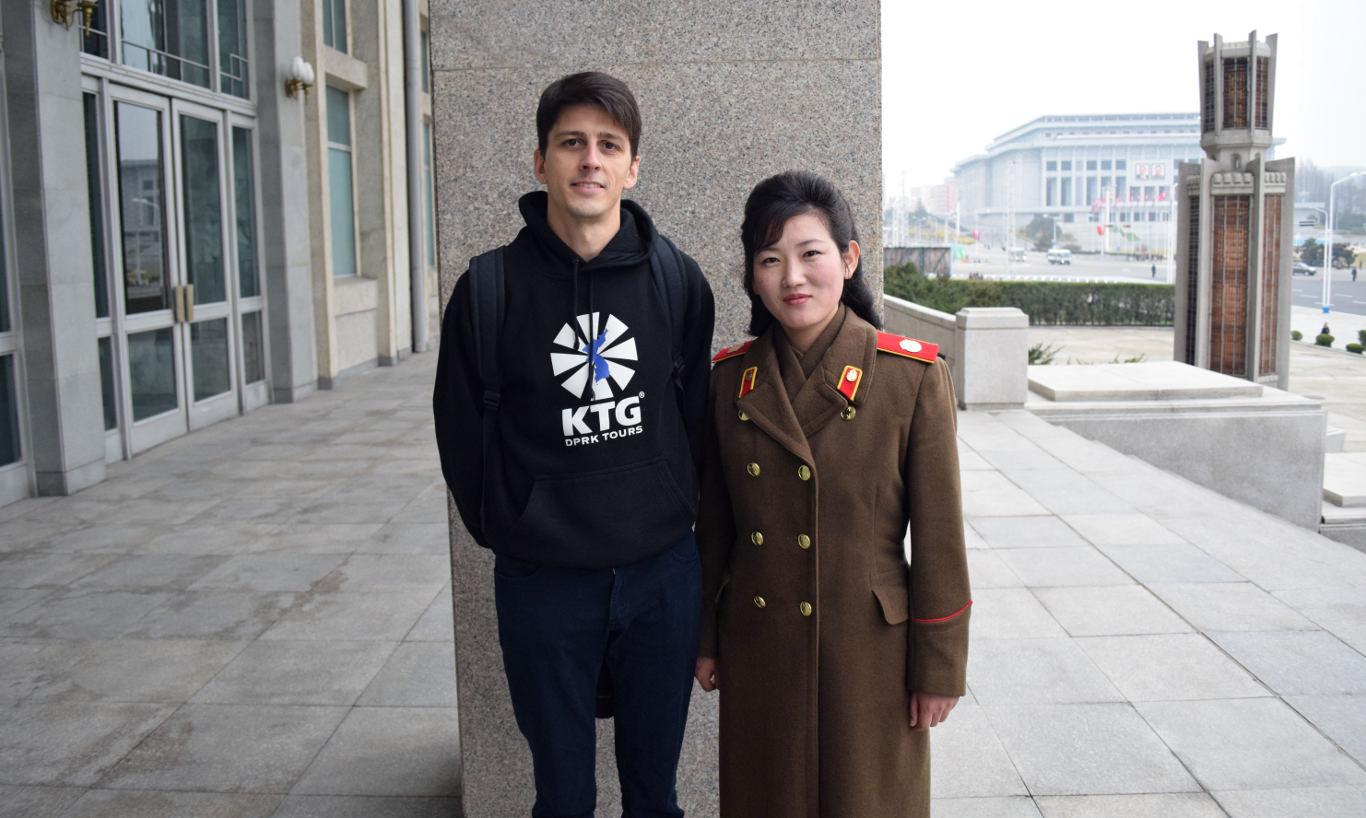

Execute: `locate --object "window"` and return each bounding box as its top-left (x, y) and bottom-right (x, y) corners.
top-left (218, 0), bottom-right (250, 99)
top-left (121, 0), bottom-right (212, 88)
top-left (420, 29), bottom-right (431, 94)
top-left (232, 128), bottom-right (260, 298)
top-left (82, 2), bottom-right (111, 58)
top-left (1046, 160), bottom-right (1057, 172)
top-left (1101, 160), bottom-right (1112, 170)
top-left (1061, 160), bottom-right (1072, 172)
top-left (423, 120), bottom-right (436, 266)
top-left (1046, 178), bottom-right (1057, 207)
top-left (1060, 179), bottom-right (1072, 207)
top-left (1223, 56), bottom-right (1249, 129)
top-left (323, 0), bottom-right (348, 53)
top-left (84, 94), bottom-right (110, 319)
top-left (1116, 159), bottom-right (1126, 170)
top-left (1255, 57), bottom-right (1270, 129)
top-left (327, 85), bottom-right (357, 277)
top-left (1086, 160), bottom-right (1097, 171)
top-left (0, 354), bottom-right (19, 467)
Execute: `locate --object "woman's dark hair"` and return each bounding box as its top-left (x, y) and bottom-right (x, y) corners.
top-left (740, 171), bottom-right (881, 336)
top-left (536, 72), bottom-right (642, 158)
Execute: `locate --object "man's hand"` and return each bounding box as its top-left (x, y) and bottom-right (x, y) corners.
top-left (695, 657), bottom-right (719, 692)
top-left (909, 692), bottom-right (958, 731)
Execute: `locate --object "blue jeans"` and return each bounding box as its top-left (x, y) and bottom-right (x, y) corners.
top-left (495, 532), bottom-right (701, 818)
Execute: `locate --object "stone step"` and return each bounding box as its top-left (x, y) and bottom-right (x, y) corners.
top-left (1322, 452), bottom-right (1366, 507)
top-left (1326, 427), bottom-right (1346, 454)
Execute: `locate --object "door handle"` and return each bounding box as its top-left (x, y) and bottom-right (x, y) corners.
top-left (174, 285), bottom-right (185, 323)
top-left (184, 284), bottom-right (194, 322)
top-left (173, 285), bottom-right (196, 323)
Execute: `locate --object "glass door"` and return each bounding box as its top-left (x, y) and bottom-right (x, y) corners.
top-left (104, 87), bottom-right (239, 455)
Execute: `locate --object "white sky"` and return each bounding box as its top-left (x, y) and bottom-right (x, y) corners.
top-left (881, 0), bottom-right (1366, 189)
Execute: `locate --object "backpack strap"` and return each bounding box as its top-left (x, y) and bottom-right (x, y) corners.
top-left (649, 234), bottom-right (688, 397)
top-left (467, 247), bottom-right (505, 530)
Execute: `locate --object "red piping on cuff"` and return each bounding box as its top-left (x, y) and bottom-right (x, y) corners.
top-left (915, 600), bottom-right (972, 623)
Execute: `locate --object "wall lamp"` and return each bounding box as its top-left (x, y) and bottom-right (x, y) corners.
top-left (50, 0), bottom-right (100, 34)
top-left (285, 57), bottom-right (316, 102)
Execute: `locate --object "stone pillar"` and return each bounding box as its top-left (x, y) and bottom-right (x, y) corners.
top-left (429, 2), bottom-right (880, 814)
top-left (3, 4), bottom-right (105, 494)
top-left (253, 0), bottom-right (318, 403)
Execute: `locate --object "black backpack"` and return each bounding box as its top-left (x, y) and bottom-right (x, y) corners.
top-left (465, 236), bottom-right (690, 529)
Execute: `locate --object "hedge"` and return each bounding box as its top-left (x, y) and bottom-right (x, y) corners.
top-left (884, 264), bottom-right (1175, 326)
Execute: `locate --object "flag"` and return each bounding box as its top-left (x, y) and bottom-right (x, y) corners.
top-left (1096, 225), bottom-right (1105, 235)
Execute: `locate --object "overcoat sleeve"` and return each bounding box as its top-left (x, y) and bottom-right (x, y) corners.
top-left (695, 366), bottom-right (735, 659)
top-left (905, 357), bottom-right (972, 695)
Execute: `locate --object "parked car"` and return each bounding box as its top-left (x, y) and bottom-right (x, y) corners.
top-left (1292, 262), bottom-right (1317, 275)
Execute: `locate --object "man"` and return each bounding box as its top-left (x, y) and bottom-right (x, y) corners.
top-left (434, 72), bottom-right (714, 817)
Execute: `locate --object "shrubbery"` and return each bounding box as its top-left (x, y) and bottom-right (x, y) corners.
top-left (884, 264), bottom-right (1174, 326)
top-left (1348, 343), bottom-right (1364, 355)
top-left (1317, 333), bottom-right (1335, 347)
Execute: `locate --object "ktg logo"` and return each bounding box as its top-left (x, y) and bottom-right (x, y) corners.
top-left (550, 313), bottom-right (644, 446)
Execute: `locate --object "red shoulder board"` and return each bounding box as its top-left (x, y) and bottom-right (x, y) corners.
top-left (711, 340), bottom-right (753, 363)
top-left (876, 332), bottom-right (938, 363)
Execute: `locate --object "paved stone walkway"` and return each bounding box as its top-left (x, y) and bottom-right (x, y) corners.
top-left (2, 346), bottom-right (1365, 816)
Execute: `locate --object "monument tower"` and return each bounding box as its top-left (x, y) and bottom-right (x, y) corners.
top-left (1174, 31), bottom-right (1295, 390)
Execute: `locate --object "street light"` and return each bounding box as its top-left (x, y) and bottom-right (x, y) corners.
top-left (1322, 171), bottom-right (1366, 315)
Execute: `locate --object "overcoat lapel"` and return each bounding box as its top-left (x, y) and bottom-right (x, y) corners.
top-left (791, 318), bottom-right (880, 438)
top-left (734, 332), bottom-right (813, 465)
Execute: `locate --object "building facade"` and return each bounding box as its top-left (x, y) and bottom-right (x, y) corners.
top-left (0, 1), bottom-right (438, 508)
top-left (952, 112), bottom-right (1208, 255)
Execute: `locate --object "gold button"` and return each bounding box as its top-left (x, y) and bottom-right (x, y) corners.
top-left (797, 465), bottom-right (811, 481)
top-left (746, 462), bottom-right (760, 477)
top-left (799, 601), bottom-right (813, 616)
top-left (753, 596), bottom-right (766, 609)
top-left (841, 405), bottom-right (856, 421)
top-left (738, 410), bottom-right (750, 421)
top-left (797, 534), bottom-right (811, 550)
top-left (751, 531), bottom-right (764, 546)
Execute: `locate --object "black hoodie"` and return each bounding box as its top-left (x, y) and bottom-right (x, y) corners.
top-left (434, 192), bottom-right (715, 568)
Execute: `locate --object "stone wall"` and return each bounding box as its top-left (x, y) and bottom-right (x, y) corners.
top-left (429, 1), bottom-right (881, 814)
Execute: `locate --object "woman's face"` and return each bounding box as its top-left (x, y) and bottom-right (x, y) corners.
top-left (751, 211), bottom-right (859, 352)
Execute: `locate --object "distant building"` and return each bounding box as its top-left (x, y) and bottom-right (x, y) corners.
top-left (952, 113), bottom-right (1210, 254)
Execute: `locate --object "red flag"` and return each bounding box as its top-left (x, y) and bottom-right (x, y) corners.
top-left (972, 230), bottom-right (981, 241)
top-left (1158, 188), bottom-right (1168, 202)
top-left (1096, 225), bottom-right (1105, 235)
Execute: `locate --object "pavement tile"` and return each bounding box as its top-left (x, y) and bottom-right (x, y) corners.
top-left (36, 525), bottom-right (161, 553)
top-left (0, 552), bottom-right (120, 589)
top-left (69, 554), bottom-right (228, 591)
top-left (129, 590), bottom-right (300, 640)
top-left (1147, 582), bottom-right (1318, 632)
top-left (1, 589), bottom-right (175, 639)
top-left (190, 640), bottom-right (395, 706)
top-left (967, 589), bottom-right (1067, 640)
top-left (968, 638), bottom-right (1124, 705)
top-left (969, 515), bottom-right (1089, 549)
top-left (134, 523), bottom-right (285, 556)
top-left (187, 553), bottom-right (350, 593)
top-left (97, 703), bottom-right (349, 793)
top-left (995, 547), bottom-right (1132, 587)
top-left (290, 707), bottom-right (460, 796)
top-left (1034, 793), bottom-right (1226, 817)
top-left (929, 796), bottom-right (1044, 817)
top-left (256, 523), bottom-right (385, 555)
top-left (0, 638), bottom-right (244, 704)
top-left (59, 790), bottom-right (281, 817)
top-left (0, 588), bottom-right (51, 621)
top-left (1286, 695), bottom-right (1366, 766)
top-left (1058, 513), bottom-right (1186, 546)
top-left (403, 587), bottom-right (454, 642)
top-left (0, 701), bottom-right (175, 786)
top-left (1034, 585), bottom-right (1191, 636)
top-left (1208, 630), bottom-right (1366, 696)
top-left (1272, 585), bottom-right (1366, 655)
top-left (929, 703), bottom-right (1028, 798)
top-left (0, 785), bottom-right (86, 818)
top-left (271, 795), bottom-right (464, 817)
top-left (1006, 469), bottom-right (1135, 515)
top-left (1094, 542), bottom-right (1245, 584)
top-left (1075, 634), bottom-right (1268, 702)
top-left (1211, 787), bottom-right (1366, 818)
top-left (1135, 698), bottom-right (1366, 790)
top-left (966, 550), bottom-right (1024, 588)
top-left (961, 471), bottom-right (1050, 517)
top-left (984, 703), bottom-right (1197, 796)
top-left (260, 590), bottom-right (436, 642)
top-left (361, 522), bottom-right (451, 555)
top-left (323, 554), bottom-right (452, 594)
top-left (357, 642), bottom-right (458, 707)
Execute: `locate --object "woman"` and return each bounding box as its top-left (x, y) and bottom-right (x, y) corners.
top-left (694, 171), bottom-right (971, 817)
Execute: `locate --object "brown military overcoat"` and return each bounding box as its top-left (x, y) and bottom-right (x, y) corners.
top-left (697, 310), bottom-right (972, 818)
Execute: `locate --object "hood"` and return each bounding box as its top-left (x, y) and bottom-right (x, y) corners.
top-left (517, 191), bottom-right (656, 276)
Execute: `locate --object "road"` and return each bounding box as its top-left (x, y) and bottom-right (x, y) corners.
top-left (948, 249), bottom-right (1366, 318)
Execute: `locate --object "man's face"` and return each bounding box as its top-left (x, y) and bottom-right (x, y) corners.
top-left (534, 104), bottom-right (640, 227)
